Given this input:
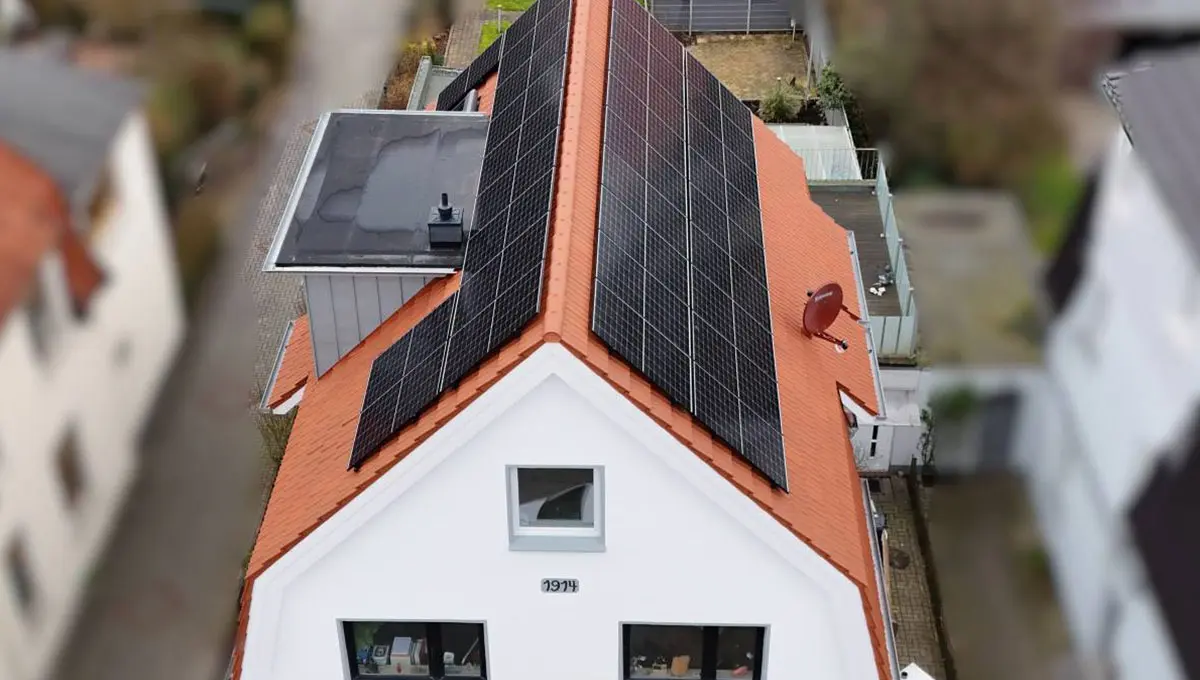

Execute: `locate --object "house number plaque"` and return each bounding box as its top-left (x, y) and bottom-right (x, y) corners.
top-left (540, 578), bottom-right (579, 594)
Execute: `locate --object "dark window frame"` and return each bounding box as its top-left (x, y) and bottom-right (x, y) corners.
top-left (621, 624), bottom-right (766, 680)
top-left (25, 272), bottom-right (52, 359)
top-left (6, 536), bottom-right (36, 617)
top-left (341, 620), bottom-right (488, 680)
top-left (56, 427), bottom-right (86, 509)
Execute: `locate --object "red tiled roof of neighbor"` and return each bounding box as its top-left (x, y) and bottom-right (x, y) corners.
top-left (233, 3), bottom-right (888, 677)
top-left (264, 315), bottom-right (314, 410)
top-left (0, 142), bottom-right (104, 326)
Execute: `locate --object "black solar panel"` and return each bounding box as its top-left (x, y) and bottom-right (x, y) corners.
top-left (592, 0), bottom-right (787, 489)
top-left (438, 35), bottom-right (505, 111)
top-left (349, 0), bottom-right (574, 471)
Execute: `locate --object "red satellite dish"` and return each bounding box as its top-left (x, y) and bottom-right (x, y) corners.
top-left (802, 282), bottom-right (850, 351)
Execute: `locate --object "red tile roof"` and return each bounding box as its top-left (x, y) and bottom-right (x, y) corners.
top-left (0, 141), bottom-right (103, 325)
top-left (264, 315), bottom-right (313, 410)
top-left (233, 3), bottom-right (889, 677)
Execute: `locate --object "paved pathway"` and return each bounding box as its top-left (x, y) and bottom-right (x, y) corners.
top-left (871, 477), bottom-right (947, 678)
top-left (445, 8), bottom-right (486, 68)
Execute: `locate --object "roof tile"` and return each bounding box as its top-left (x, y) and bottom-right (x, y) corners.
top-left (265, 316), bottom-right (313, 409)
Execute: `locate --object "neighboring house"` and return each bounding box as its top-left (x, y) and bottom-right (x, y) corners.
top-left (241, 0), bottom-right (905, 678)
top-left (1028, 45), bottom-right (1200, 680)
top-left (0, 49), bottom-right (185, 680)
top-left (1062, 0), bottom-right (1200, 86)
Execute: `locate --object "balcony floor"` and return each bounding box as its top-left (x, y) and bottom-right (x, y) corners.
top-left (810, 185), bottom-right (903, 318)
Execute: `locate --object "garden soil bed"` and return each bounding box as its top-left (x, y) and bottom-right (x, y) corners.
top-left (379, 28), bottom-right (450, 110)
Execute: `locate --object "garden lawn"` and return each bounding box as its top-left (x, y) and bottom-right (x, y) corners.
top-left (479, 20), bottom-right (511, 53)
top-left (1020, 153), bottom-right (1084, 256)
top-left (486, 0), bottom-right (534, 11)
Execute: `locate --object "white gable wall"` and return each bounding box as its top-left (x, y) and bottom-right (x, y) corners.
top-left (0, 111), bottom-right (184, 680)
top-left (243, 345), bottom-right (880, 680)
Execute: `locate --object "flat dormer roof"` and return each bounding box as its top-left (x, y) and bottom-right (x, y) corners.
top-left (265, 109), bottom-right (489, 272)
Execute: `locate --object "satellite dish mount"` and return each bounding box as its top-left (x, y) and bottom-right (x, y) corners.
top-left (802, 283), bottom-right (851, 352)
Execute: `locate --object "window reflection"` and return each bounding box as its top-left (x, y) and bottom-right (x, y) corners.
top-left (715, 627), bottom-right (758, 679)
top-left (349, 622), bottom-right (430, 677)
top-left (627, 625), bottom-right (704, 679)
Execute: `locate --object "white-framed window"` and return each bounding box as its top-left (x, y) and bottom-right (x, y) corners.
top-left (505, 465), bottom-right (604, 552)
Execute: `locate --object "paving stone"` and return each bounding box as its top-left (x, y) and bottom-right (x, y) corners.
top-left (872, 476), bottom-right (948, 679)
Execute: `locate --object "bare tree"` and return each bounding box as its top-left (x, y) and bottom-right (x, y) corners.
top-left (831, 0), bottom-right (1067, 188)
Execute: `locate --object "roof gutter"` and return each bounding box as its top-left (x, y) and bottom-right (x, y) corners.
top-left (862, 481), bottom-right (901, 680)
top-left (259, 318), bottom-right (295, 411)
top-left (848, 229), bottom-right (887, 419)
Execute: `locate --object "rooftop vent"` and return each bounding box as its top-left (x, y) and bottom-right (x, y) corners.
top-left (428, 193), bottom-right (464, 248)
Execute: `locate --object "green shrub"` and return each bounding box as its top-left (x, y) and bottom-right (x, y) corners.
top-left (758, 82), bottom-right (803, 123)
top-left (486, 0), bottom-right (535, 10)
top-left (188, 56), bottom-right (241, 132)
top-left (243, 1), bottom-right (293, 78)
top-left (254, 407), bottom-right (297, 470)
top-left (147, 79), bottom-right (199, 159)
top-left (173, 195), bottom-right (225, 310)
top-left (816, 64), bottom-right (851, 110)
top-left (1020, 152), bottom-right (1084, 256)
top-left (928, 385), bottom-right (980, 425)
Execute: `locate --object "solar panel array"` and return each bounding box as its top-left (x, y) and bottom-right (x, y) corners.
top-left (592, 0), bottom-right (787, 489)
top-left (436, 35), bottom-right (505, 111)
top-left (349, 0), bottom-right (574, 470)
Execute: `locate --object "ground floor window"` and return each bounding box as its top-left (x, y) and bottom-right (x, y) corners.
top-left (623, 624), bottom-right (765, 680)
top-left (341, 621), bottom-right (486, 678)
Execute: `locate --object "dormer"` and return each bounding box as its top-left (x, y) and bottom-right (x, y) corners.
top-left (264, 109), bottom-right (490, 376)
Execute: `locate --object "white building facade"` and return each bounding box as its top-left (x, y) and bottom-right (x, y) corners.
top-left (0, 111), bottom-right (185, 680)
top-left (1024, 127), bottom-right (1194, 680)
top-left (242, 345), bottom-right (883, 680)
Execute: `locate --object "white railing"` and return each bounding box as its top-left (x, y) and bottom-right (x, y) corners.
top-left (871, 155), bottom-right (919, 358)
top-left (795, 147), bottom-right (879, 182)
top-left (869, 313), bottom-right (919, 359)
top-left (848, 231), bottom-right (888, 411)
top-left (800, 150), bottom-right (919, 357)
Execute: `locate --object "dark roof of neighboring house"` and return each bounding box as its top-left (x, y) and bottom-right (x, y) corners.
top-left (0, 48), bottom-right (142, 210)
top-left (1103, 45), bottom-right (1200, 263)
top-left (1129, 407), bottom-right (1200, 680)
top-left (1079, 0), bottom-right (1200, 29)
